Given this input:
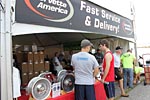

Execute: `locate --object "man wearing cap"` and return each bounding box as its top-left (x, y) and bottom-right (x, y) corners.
top-left (113, 46), bottom-right (129, 97)
top-left (71, 39), bottom-right (100, 100)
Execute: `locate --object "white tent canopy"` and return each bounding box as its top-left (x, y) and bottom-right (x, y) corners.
top-left (12, 23), bottom-right (135, 47)
top-left (12, 23), bottom-right (109, 47)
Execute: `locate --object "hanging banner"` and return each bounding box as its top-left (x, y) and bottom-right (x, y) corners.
top-left (15, 0), bottom-right (134, 38)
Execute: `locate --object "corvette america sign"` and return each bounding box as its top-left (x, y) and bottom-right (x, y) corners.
top-left (15, 0), bottom-right (134, 38)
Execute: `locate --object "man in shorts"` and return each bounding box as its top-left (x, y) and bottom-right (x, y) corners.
top-left (99, 39), bottom-right (115, 100)
top-left (71, 39), bottom-right (100, 100)
top-left (113, 46), bottom-right (129, 97)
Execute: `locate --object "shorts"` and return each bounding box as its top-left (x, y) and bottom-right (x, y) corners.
top-left (75, 84), bottom-right (96, 100)
top-left (134, 67), bottom-right (144, 74)
top-left (104, 82), bottom-right (115, 99)
top-left (115, 68), bottom-right (123, 81)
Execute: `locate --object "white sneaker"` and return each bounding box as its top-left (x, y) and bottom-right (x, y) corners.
top-left (137, 80), bottom-right (141, 84)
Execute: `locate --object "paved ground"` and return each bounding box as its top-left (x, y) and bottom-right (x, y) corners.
top-left (115, 77), bottom-right (150, 100)
top-left (114, 81), bottom-right (122, 97)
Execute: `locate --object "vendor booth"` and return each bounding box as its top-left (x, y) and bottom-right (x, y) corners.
top-left (11, 0), bottom-right (135, 100)
top-left (18, 81), bottom-right (106, 100)
top-left (13, 0), bottom-right (135, 49)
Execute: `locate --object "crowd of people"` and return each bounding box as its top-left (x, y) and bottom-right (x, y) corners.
top-left (71, 39), bottom-right (143, 100)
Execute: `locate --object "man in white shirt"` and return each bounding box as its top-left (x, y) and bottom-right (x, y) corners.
top-left (113, 46), bottom-right (129, 97)
top-left (53, 52), bottom-right (63, 74)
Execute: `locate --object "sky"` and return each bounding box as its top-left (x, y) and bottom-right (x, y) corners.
top-left (132, 0), bottom-right (150, 46)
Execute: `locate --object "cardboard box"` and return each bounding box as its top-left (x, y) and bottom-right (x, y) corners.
top-left (34, 72), bottom-right (39, 77)
top-left (33, 61), bottom-right (40, 72)
top-left (28, 72), bottom-right (34, 81)
top-left (28, 52), bottom-right (33, 63)
top-left (16, 51), bottom-right (23, 64)
top-left (32, 44), bottom-right (37, 52)
top-left (22, 52), bottom-right (28, 62)
top-left (21, 52), bottom-right (34, 63)
top-left (45, 61), bottom-right (50, 72)
top-left (24, 45), bottom-right (30, 52)
top-left (28, 62), bottom-right (33, 73)
top-left (34, 52), bottom-right (39, 62)
top-left (52, 82), bottom-right (61, 98)
top-left (39, 62), bottom-right (45, 71)
top-left (39, 51), bottom-right (44, 63)
top-left (40, 70), bottom-right (44, 74)
top-left (21, 73), bottom-right (28, 85)
top-left (22, 62), bottom-right (28, 73)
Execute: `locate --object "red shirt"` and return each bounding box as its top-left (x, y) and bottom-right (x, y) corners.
top-left (102, 51), bottom-right (115, 82)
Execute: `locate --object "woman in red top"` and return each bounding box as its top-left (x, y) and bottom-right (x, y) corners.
top-left (99, 39), bottom-right (115, 100)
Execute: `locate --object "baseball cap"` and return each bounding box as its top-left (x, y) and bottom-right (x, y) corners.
top-left (115, 46), bottom-right (123, 50)
top-left (81, 39), bottom-right (94, 48)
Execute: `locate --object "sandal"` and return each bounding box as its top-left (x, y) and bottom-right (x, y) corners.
top-left (121, 94), bottom-right (129, 97)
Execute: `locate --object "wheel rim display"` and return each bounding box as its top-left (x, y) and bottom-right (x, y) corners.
top-left (26, 77), bottom-right (51, 100)
top-left (57, 70), bottom-right (75, 92)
